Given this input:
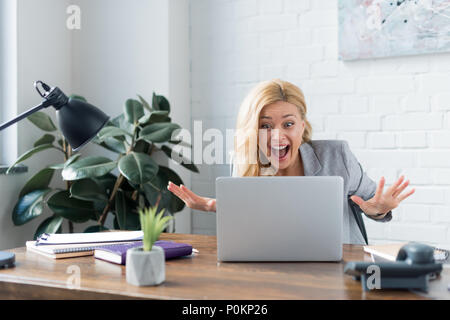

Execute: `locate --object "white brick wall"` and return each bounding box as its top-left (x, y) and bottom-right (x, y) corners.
top-left (398, 132), bottom-right (428, 149)
top-left (189, 0), bottom-right (450, 248)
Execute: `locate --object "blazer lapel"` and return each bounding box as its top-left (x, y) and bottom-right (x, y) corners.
top-left (299, 142), bottom-right (322, 176)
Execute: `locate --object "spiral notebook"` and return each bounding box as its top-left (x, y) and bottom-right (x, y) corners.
top-left (26, 231), bottom-right (145, 259)
top-left (35, 230), bottom-right (143, 245)
top-left (26, 240), bottom-right (139, 259)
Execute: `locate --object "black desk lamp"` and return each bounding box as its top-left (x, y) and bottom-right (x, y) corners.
top-left (0, 81), bottom-right (109, 268)
top-left (0, 81), bottom-right (109, 150)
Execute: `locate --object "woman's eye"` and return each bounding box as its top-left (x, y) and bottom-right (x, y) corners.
top-left (261, 123), bottom-right (271, 129)
top-left (284, 122), bottom-right (294, 128)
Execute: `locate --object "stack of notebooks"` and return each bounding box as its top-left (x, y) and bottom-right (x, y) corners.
top-left (26, 231), bottom-right (196, 265)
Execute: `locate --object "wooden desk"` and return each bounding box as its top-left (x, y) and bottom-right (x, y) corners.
top-left (0, 233), bottom-right (448, 300)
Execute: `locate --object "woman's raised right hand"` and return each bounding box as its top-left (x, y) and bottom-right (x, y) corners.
top-left (167, 181), bottom-right (217, 212)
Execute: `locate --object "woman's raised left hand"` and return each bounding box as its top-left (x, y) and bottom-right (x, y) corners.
top-left (350, 176), bottom-right (415, 218)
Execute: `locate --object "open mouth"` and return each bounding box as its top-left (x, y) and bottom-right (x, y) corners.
top-left (271, 144), bottom-right (290, 161)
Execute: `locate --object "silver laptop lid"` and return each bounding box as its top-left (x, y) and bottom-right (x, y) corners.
top-left (216, 176), bottom-right (343, 262)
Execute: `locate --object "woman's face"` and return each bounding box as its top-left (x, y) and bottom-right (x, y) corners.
top-left (258, 101), bottom-right (305, 171)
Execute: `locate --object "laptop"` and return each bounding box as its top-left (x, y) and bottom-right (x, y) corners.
top-left (216, 176), bottom-right (343, 262)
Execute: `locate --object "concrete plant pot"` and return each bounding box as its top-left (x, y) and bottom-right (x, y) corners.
top-left (126, 246), bottom-right (165, 286)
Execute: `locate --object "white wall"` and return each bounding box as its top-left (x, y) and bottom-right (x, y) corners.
top-left (168, 0), bottom-right (192, 233)
top-left (189, 0), bottom-right (450, 248)
top-left (71, 0), bottom-right (169, 121)
top-left (0, 0), bottom-right (191, 249)
top-left (0, 0), bottom-right (18, 166)
top-left (71, 0), bottom-right (192, 233)
top-left (0, 0), bottom-right (72, 250)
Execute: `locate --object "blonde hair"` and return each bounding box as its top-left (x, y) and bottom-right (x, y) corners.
top-left (234, 79), bottom-right (312, 177)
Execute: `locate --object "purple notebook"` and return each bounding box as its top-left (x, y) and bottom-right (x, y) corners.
top-left (94, 240), bottom-right (193, 265)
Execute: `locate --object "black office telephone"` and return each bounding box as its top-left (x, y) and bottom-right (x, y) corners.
top-left (344, 242), bottom-right (443, 292)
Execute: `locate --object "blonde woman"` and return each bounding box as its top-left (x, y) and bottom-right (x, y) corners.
top-left (167, 79), bottom-right (414, 244)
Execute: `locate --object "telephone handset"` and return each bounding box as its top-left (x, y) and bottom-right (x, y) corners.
top-left (397, 242), bottom-right (435, 264)
top-left (344, 242), bottom-right (443, 292)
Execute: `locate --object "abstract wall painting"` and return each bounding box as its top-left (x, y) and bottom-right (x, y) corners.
top-left (339, 0), bottom-right (450, 60)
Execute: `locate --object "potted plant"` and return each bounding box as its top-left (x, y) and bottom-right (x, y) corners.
top-left (7, 93), bottom-right (198, 238)
top-left (126, 204), bottom-right (172, 286)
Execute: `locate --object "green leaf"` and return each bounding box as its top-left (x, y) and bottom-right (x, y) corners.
top-left (137, 94), bottom-right (152, 112)
top-left (138, 206), bottom-right (172, 251)
top-left (139, 122), bottom-right (181, 143)
top-left (65, 153), bottom-right (82, 166)
top-left (70, 179), bottom-right (108, 202)
top-left (115, 190), bottom-right (127, 230)
top-left (92, 200), bottom-right (107, 220)
top-left (84, 225), bottom-right (109, 233)
top-left (161, 145), bottom-right (199, 173)
top-left (69, 94), bottom-right (87, 102)
top-left (19, 168), bottom-right (55, 198)
top-left (92, 173), bottom-right (117, 195)
top-left (125, 99), bottom-right (144, 124)
top-left (12, 189), bottom-right (51, 226)
top-left (103, 138), bottom-right (128, 153)
top-left (168, 139), bottom-right (192, 148)
top-left (113, 191), bottom-right (140, 231)
top-left (133, 139), bottom-right (151, 154)
top-left (111, 114), bottom-right (134, 134)
top-left (49, 153), bottom-right (81, 170)
top-left (114, 189), bottom-right (140, 230)
top-left (34, 134), bottom-right (55, 147)
top-left (34, 215), bottom-right (63, 240)
top-left (6, 144), bottom-right (56, 174)
top-left (113, 214), bottom-right (140, 231)
top-left (118, 152), bottom-right (158, 185)
top-left (118, 177), bottom-right (138, 192)
top-left (138, 110), bottom-right (170, 125)
top-left (47, 190), bottom-right (95, 223)
top-left (152, 93), bottom-right (170, 113)
top-left (144, 166), bottom-right (185, 213)
top-left (94, 137), bottom-right (127, 154)
top-left (62, 156), bottom-right (117, 181)
top-left (154, 213), bottom-right (171, 242)
top-left (27, 111), bottom-right (57, 131)
top-left (97, 126), bottom-right (131, 141)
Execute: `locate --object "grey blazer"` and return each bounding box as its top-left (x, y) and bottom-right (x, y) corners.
top-left (298, 140), bottom-right (392, 245)
top-left (231, 139), bottom-right (392, 245)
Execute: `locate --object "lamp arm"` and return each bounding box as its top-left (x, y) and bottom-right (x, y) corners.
top-left (0, 99), bottom-right (53, 131)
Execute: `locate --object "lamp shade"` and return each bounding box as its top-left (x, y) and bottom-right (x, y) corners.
top-left (57, 97), bottom-right (109, 151)
top-left (0, 81), bottom-right (110, 152)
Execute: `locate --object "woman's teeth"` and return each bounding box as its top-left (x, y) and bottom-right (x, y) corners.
top-left (271, 145), bottom-right (289, 158)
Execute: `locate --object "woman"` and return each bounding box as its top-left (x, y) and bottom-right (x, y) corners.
top-left (167, 79), bottom-right (414, 244)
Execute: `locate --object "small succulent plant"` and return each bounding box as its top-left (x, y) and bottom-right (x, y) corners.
top-left (139, 205), bottom-right (173, 251)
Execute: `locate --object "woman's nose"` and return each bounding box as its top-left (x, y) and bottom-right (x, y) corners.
top-left (270, 128), bottom-right (285, 143)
